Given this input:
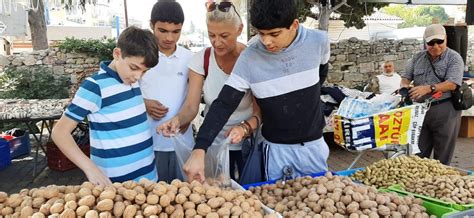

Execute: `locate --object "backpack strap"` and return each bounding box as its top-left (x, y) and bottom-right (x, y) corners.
top-left (203, 47), bottom-right (212, 79)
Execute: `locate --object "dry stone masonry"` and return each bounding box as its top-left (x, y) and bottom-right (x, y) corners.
top-left (0, 37), bottom-right (473, 91)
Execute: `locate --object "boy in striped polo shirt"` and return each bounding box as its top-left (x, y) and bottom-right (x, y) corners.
top-left (52, 26), bottom-right (159, 185)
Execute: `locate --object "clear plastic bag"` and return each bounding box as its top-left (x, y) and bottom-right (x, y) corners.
top-left (171, 133), bottom-right (231, 187)
top-left (337, 94), bottom-right (400, 119)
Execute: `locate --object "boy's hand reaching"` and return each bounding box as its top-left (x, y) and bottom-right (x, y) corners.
top-left (144, 99), bottom-right (168, 120)
top-left (84, 164), bottom-right (112, 186)
top-left (157, 116), bottom-right (181, 137)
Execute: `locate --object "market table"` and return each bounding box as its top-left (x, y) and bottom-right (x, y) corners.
top-left (0, 115), bottom-right (62, 177)
top-left (0, 99), bottom-right (68, 177)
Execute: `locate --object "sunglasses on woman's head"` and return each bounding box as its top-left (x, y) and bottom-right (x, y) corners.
top-left (427, 39), bottom-right (444, 46)
top-left (205, 2), bottom-right (240, 17)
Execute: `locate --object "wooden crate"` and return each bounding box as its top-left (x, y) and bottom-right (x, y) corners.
top-left (459, 116), bottom-right (474, 138)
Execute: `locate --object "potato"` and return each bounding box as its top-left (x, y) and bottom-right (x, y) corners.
top-left (178, 186), bottom-right (191, 197)
top-left (1, 206), bottom-right (13, 216)
top-left (135, 193), bottom-right (147, 205)
top-left (39, 204), bottom-right (51, 215)
top-left (153, 184), bottom-right (167, 196)
top-left (230, 205), bottom-right (243, 216)
top-left (6, 194), bottom-right (23, 208)
top-left (196, 203), bottom-right (211, 216)
top-left (85, 210), bottom-right (99, 218)
top-left (96, 199), bottom-right (114, 212)
top-left (31, 212), bottom-right (46, 218)
top-left (159, 194), bottom-right (171, 207)
top-left (165, 205), bottom-right (175, 215)
top-left (122, 190), bottom-right (137, 201)
top-left (49, 202), bottom-right (64, 214)
top-left (63, 193), bottom-right (75, 203)
top-left (76, 205), bottom-right (89, 216)
top-left (99, 211), bottom-right (112, 218)
top-left (143, 205), bottom-right (159, 216)
top-left (78, 195), bottom-right (95, 207)
top-left (122, 205), bottom-right (137, 218)
top-left (183, 201), bottom-right (195, 210)
top-left (185, 208), bottom-right (196, 217)
top-left (60, 208), bottom-right (75, 218)
top-left (189, 193), bottom-right (201, 204)
top-left (20, 205), bottom-right (33, 217)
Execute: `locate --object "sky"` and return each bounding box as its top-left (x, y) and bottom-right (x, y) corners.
top-left (125, 0), bottom-right (208, 31)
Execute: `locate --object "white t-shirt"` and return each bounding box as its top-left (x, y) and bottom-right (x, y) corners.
top-left (377, 73), bottom-right (402, 94)
top-left (188, 48), bottom-right (253, 151)
top-left (139, 46), bottom-right (194, 151)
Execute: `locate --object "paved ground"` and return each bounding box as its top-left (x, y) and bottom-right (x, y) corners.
top-left (0, 134), bottom-right (472, 194)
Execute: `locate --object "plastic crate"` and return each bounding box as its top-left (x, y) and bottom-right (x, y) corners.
top-left (46, 142), bottom-right (90, 172)
top-left (242, 171), bottom-right (328, 190)
top-left (8, 130), bottom-right (31, 158)
top-left (334, 168), bottom-right (364, 177)
top-left (388, 184), bottom-right (474, 211)
top-left (443, 208), bottom-right (474, 218)
top-left (379, 188), bottom-right (459, 218)
top-left (0, 139), bottom-right (12, 171)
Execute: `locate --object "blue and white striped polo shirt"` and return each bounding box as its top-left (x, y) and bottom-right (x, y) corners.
top-left (65, 61), bottom-right (158, 182)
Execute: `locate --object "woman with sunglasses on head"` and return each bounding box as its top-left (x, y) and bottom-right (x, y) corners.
top-left (157, 0), bottom-right (261, 182)
top-left (401, 24), bottom-right (464, 165)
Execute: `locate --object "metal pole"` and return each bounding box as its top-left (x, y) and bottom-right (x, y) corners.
top-left (124, 0), bottom-right (129, 27)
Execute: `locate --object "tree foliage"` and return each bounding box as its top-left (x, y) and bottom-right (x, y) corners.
top-left (382, 5), bottom-right (449, 28)
top-left (297, 0), bottom-right (388, 30)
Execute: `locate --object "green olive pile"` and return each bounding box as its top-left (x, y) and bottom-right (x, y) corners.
top-left (351, 156), bottom-right (461, 188)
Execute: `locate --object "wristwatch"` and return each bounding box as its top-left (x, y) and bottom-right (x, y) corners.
top-left (430, 85), bottom-right (436, 93)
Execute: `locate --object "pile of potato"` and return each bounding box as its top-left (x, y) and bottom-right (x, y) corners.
top-left (404, 175), bottom-right (474, 205)
top-left (249, 172), bottom-right (435, 218)
top-left (351, 155), bottom-right (461, 188)
top-left (0, 178), bottom-right (276, 218)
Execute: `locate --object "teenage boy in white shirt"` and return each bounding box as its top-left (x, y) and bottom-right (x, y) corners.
top-left (139, 0), bottom-right (193, 183)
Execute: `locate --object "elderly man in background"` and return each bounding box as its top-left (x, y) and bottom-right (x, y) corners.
top-left (364, 61), bottom-right (402, 94)
top-left (401, 24), bottom-right (464, 165)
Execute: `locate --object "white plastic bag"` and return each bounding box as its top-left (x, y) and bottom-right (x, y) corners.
top-left (171, 133), bottom-right (231, 187)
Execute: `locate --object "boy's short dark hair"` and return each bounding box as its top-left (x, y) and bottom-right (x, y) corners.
top-left (250, 0), bottom-right (297, 30)
top-left (150, 0), bottom-right (184, 25)
top-left (117, 26), bottom-right (159, 68)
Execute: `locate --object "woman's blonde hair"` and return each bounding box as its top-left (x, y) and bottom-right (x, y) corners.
top-left (206, 1), bottom-right (242, 27)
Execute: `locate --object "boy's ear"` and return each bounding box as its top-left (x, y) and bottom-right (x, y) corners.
top-left (149, 22), bottom-right (154, 31)
top-left (112, 48), bottom-right (121, 60)
top-left (290, 19), bottom-right (299, 30)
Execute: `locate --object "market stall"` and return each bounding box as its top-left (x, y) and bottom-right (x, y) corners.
top-left (0, 99), bottom-right (68, 176)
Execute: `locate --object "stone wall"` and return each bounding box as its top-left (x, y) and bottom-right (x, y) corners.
top-left (327, 38), bottom-right (424, 88)
top-left (467, 26), bottom-right (474, 72)
top-left (0, 48), bottom-right (100, 96)
top-left (0, 36), bottom-right (473, 91)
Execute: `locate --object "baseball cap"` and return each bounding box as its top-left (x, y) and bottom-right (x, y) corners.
top-left (424, 24), bottom-right (446, 42)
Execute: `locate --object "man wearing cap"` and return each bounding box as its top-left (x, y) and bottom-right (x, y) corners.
top-left (401, 24), bottom-right (464, 165)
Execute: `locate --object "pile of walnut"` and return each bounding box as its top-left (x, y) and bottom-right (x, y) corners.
top-left (351, 155), bottom-right (461, 188)
top-left (249, 172), bottom-right (436, 218)
top-left (0, 178), bottom-right (277, 218)
top-left (404, 175), bottom-right (474, 205)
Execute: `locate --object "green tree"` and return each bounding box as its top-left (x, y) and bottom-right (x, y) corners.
top-left (299, 0), bottom-right (388, 31)
top-left (382, 5), bottom-right (449, 28)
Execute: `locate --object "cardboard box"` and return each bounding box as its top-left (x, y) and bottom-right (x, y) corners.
top-left (459, 116), bottom-right (474, 138)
